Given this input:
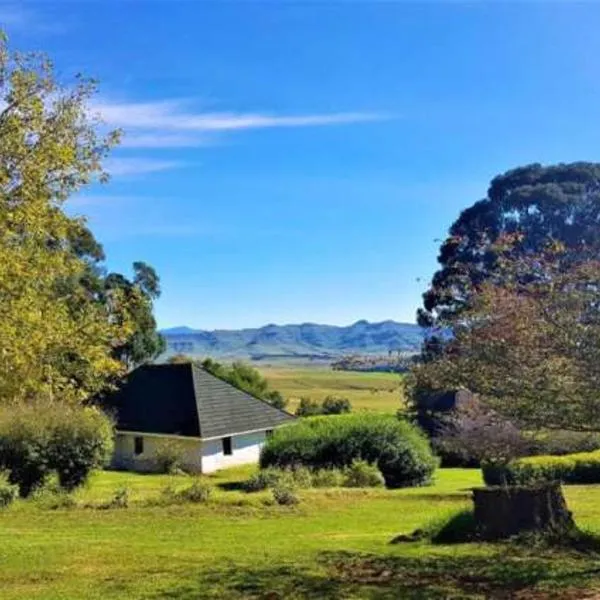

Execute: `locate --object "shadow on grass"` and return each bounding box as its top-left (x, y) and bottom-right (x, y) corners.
top-left (151, 546), bottom-right (600, 599)
top-left (215, 480), bottom-right (247, 492)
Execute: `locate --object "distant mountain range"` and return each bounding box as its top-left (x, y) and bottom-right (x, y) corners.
top-left (159, 320), bottom-right (425, 362)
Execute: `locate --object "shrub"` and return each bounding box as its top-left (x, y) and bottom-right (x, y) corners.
top-left (311, 468), bottom-right (345, 488)
top-left (0, 474), bottom-right (17, 508)
top-left (179, 480), bottom-right (212, 503)
top-left (289, 465), bottom-right (313, 488)
top-left (482, 450), bottom-right (600, 486)
top-left (46, 406), bottom-right (114, 491)
top-left (272, 484), bottom-right (299, 506)
top-left (153, 440), bottom-right (184, 475)
top-left (34, 488), bottom-right (77, 510)
top-left (0, 402), bottom-right (114, 497)
top-left (321, 396), bottom-right (352, 415)
top-left (295, 398), bottom-right (322, 417)
top-left (244, 468), bottom-right (286, 492)
top-left (529, 431), bottom-right (600, 456)
top-left (244, 467), bottom-right (310, 492)
top-left (261, 414), bottom-right (438, 488)
top-left (343, 459), bottom-right (385, 488)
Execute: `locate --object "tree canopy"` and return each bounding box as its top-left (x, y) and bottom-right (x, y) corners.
top-left (418, 162), bottom-right (600, 330)
top-left (410, 242), bottom-right (600, 433)
top-left (0, 34), bottom-right (161, 404)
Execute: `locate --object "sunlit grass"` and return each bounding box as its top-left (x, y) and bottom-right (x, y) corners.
top-left (2, 467), bottom-right (600, 598)
top-left (260, 366), bottom-right (404, 413)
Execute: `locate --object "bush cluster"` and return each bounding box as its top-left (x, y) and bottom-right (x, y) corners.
top-left (483, 450), bottom-right (600, 486)
top-left (245, 461), bottom-right (386, 492)
top-left (295, 396), bottom-right (352, 417)
top-left (158, 479), bottom-right (213, 505)
top-left (260, 414), bottom-right (437, 488)
top-left (0, 403), bottom-right (114, 497)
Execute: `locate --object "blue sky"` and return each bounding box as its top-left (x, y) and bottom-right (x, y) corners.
top-left (4, 1), bottom-right (600, 329)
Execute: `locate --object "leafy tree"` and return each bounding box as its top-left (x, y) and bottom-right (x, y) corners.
top-left (418, 163), bottom-right (600, 332)
top-left (410, 242), bottom-right (600, 433)
top-left (0, 33), bottom-right (138, 403)
top-left (200, 359), bottom-right (287, 409)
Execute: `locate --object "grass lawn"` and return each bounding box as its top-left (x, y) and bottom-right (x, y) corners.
top-left (2, 467), bottom-right (600, 598)
top-left (260, 366), bottom-right (403, 413)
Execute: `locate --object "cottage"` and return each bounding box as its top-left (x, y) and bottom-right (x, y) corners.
top-left (105, 363), bottom-right (295, 473)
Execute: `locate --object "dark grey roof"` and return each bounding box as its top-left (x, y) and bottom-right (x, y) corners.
top-left (105, 363), bottom-right (294, 439)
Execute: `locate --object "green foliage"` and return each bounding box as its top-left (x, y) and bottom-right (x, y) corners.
top-left (419, 162), bottom-right (600, 331)
top-left (260, 414), bottom-right (438, 488)
top-left (152, 441), bottom-right (184, 475)
top-left (244, 468), bottom-right (286, 492)
top-left (295, 396), bottom-right (352, 417)
top-left (311, 468), bottom-right (346, 488)
top-left (295, 397), bottom-right (322, 417)
top-left (483, 450), bottom-right (600, 486)
top-left (201, 359), bottom-right (288, 409)
top-left (244, 466), bottom-right (312, 492)
top-left (179, 480), bottom-right (212, 503)
top-left (343, 459), bottom-right (385, 488)
top-left (321, 396), bottom-right (352, 415)
top-left (272, 484), bottom-right (299, 506)
top-left (0, 403), bottom-right (114, 496)
top-left (0, 474), bottom-right (18, 508)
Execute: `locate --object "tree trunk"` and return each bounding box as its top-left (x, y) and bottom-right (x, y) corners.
top-left (472, 482), bottom-right (574, 540)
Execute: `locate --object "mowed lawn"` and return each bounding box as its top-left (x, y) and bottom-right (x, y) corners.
top-left (3, 467), bottom-right (600, 599)
top-left (260, 367), bottom-right (403, 413)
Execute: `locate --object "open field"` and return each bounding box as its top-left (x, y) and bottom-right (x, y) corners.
top-left (3, 467), bottom-right (600, 598)
top-left (260, 367), bottom-right (404, 413)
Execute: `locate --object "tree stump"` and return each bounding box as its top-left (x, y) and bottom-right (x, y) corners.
top-left (472, 482), bottom-right (574, 540)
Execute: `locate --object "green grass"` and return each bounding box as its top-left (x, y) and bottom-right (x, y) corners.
top-left (260, 366), bottom-right (404, 413)
top-left (3, 467), bottom-right (600, 598)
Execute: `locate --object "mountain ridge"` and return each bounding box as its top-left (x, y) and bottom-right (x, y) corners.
top-left (160, 320), bottom-right (425, 360)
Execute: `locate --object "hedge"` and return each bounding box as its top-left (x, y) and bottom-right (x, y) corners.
top-left (483, 449), bottom-right (600, 486)
top-left (260, 413), bottom-right (438, 488)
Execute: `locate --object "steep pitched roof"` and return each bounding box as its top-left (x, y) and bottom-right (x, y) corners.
top-left (106, 363), bottom-right (294, 439)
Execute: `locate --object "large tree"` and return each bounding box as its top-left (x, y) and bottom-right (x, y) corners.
top-left (418, 162), bottom-right (600, 330)
top-left (410, 242), bottom-right (600, 433)
top-left (0, 34), bottom-right (159, 403)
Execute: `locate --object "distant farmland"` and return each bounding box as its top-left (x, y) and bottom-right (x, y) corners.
top-left (259, 366), bottom-right (404, 413)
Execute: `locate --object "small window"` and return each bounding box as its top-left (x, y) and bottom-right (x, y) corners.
top-left (134, 436), bottom-right (144, 456)
top-left (222, 436), bottom-right (232, 456)
top-left (266, 429), bottom-right (273, 439)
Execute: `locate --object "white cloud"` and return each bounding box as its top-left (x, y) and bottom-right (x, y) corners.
top-left (103, 158), bottom-right (183, 176)
top-left (89, 98), bottom-right (387, 151)
top-left (92, 99), bottom-right (385, 132)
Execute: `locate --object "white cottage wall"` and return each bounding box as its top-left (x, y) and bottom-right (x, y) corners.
top-left (112, 433), bottom-right (203, 473)
top-left (201, 431), bottom-right (267, 473)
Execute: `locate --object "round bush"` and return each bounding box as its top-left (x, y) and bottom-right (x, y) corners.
top-left (0, 402), bottom-right (114, 496)
top-left (260, 414), bottom-right (438, 488)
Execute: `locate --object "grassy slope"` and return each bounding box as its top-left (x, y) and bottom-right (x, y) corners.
top-left (2, 468), bottom-right (600, 599)
top-left (260, 367), bottom-right (404, 413)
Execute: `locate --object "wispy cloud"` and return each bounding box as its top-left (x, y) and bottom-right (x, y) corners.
top-left (103, 157), bottom-right (184, 177)
top-left (90, 98), bottom-right (387, 149)
top-left (93, 99), bottom-right (385, 131)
